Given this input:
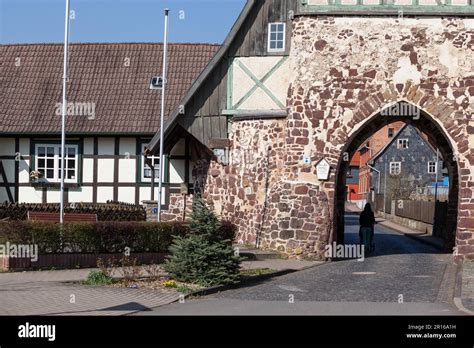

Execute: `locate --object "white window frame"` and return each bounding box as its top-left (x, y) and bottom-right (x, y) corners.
top-left (141, 143), bottom-right (161, 182)
top-left (397, 139), bottom-right (409, 149)
top-left (268, 22), bottom-right (286, 53)
top-left (390, 162), bottom-right (401, 175)
top-left (428, 161), bottom-right (437, 174)
top-left (35, 144), bottom-right (78, 183)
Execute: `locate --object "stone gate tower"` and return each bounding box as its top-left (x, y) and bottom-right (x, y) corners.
top-left (151, 0), bottom-right (474, 259)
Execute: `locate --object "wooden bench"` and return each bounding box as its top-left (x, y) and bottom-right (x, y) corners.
top-left (27, 211), bottom-right (98, 223)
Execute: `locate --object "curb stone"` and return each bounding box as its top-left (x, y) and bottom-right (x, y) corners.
top-left (453, 261), bottom-right (474, 315)
top-left (378, 221), bottom-right (444, 251)
top-left (126, 262), bottom-right (325, 315)
top-left (181, 261), bottom-right (325, 299)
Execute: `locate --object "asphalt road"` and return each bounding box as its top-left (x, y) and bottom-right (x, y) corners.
top-left (138, 213), bottom-right (462, 315)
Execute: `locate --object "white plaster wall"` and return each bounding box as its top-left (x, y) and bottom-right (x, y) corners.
top-left (232, 57), bottom-right (290, 110)
top-left (19, 159), bottom-right (30, 183)
top-left (83, 158), bottom-right (94, 183)
top-left (140, 187), bottom-right (165, 204)
top-left (0, 188), bottom-right (10, 203)
top-left (83, 138), bottom-right (94, 155)
top-left (19, 138), bottom-right (29, 156)
top-left (97, 137), bottom-right (115, 155)
top-left (118, 137), bottom-right (136, 183)
top-left (0, 138), bottom-right (15, 156)
top-left (97, 159), bottom-right (114, 182)
top-left (170, 159), bottom-right (186, 184)
top-left (119, 159), bottom-right (136, 183)
top-left (18, 138), bottom-right (30, 183)
top-left (97, 187), bottom-right (114, 203)
top-left (18, 187), bottom-right (42, 204)
top-left (47, 189), bottom-right (61, 203)
top-left (68, 187), bottom-right (93, 203)
top-left (119, 137), bottom-right (135, 156)
top-left (118, 187), bottom-right (135, 204)
top-left (0, 160), bottom-right (14, 183)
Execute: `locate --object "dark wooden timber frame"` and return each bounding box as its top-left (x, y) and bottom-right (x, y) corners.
top-left (148, 0), bottom-right (297, 153)
top-left (0, 134), bottom-right (193, 209)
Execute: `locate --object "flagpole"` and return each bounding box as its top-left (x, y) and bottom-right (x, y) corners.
top-left (60, 0), bottom-right (71, 224)
top-left (157, 9), bottom-right (169, 222)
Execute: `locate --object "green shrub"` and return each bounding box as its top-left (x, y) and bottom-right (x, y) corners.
top-left (0, 221), bottom-right (189, 254)
top-left (29, 222), bottom-right (61, 253)
top-left (82, 270), bottom-right (115, 285)
top-left (164, 199), bottom-right (241, 286)
top-left (63, 223), bottom-right (99, 253)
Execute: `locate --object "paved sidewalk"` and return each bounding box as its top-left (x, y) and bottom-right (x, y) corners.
top-left (0, 258), bottom-right (319, 315)
top-left (0, 267), bottom-right (180, 315)
top-left (459, 260), bottom-right (474, 313)
top-left (377, 217), bottom-right (444, 250)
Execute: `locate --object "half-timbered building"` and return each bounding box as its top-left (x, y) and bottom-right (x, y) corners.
top-left (0, 43), bottom-right (219, 212)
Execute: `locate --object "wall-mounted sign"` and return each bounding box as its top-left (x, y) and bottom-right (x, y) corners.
top-left (316, 158), bottom-right (331, 181)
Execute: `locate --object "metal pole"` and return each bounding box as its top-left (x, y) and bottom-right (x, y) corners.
top-left (157, 9), bottom-right (169, 222)
top-left (433, 148), bottom-right (440, 234)
top-left (434, 148), bottom-right (439, 202)
top-left (383, 161), bottom-right (387, 218)
top-left (60, 0), bottom-right (71, 224)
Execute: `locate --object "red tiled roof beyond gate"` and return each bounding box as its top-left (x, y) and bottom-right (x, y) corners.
top-left (0, 43), bottom-right (220, 134)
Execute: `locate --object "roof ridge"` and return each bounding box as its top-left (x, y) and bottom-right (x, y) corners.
top-left (0, 42), bottom-right (221, 47)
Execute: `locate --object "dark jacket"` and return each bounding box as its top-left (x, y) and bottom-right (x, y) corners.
top-left (359, 209), bottom-right (375, 228)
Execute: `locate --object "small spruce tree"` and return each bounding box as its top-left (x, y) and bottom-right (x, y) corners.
top-left (189, 199), bottom-right (221, 241)
top-left (164, 199), bottom-right (241, 286)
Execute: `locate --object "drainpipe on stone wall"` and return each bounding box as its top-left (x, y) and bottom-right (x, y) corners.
top-left (256, 146), bottom-right (271, 249)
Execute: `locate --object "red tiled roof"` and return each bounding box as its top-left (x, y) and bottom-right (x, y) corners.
top-left (0, 43), bottom-right (220, 135)
top-left (350, 151), bottom-right (360, 166)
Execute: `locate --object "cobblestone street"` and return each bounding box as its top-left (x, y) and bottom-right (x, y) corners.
top-left (139, 214), bottom-right (463, 316)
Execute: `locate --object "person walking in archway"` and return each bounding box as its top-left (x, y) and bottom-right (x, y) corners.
top-left (359, 203), bottom-right (375, 253)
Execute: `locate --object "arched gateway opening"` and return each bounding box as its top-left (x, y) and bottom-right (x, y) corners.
top-left (334, 101), bottom-right (459, 253)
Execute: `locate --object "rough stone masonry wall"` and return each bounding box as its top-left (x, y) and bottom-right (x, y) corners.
top-left (286, 16), bottom-right (474, 258)
top-left (195, 119), bottom-right (287, 246)
top-left (198, 16), bottom-right (474, 259)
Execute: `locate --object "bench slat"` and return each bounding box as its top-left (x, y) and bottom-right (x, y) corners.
top-left (27, 211), bottom-right (97, 223)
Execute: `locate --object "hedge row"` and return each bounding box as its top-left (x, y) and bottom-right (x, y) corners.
top-left (0, 220), bottom-right (236, 254)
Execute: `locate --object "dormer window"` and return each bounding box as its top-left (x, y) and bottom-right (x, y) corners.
top-left (268, 23), bottom-right (286, 53)
top-left (150, 76), bottom-right (164, 89)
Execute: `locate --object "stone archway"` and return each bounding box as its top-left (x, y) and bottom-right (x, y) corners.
top-left (333, 101), bottom-right (459, 253)
top-left (198, 16), bottom-right (474, 260)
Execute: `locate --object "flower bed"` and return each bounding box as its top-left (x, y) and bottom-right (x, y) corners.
top-left (0, 252), bottom-right (166, 271)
